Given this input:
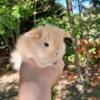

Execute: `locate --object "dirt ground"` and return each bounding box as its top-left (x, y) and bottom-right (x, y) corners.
top-left (0, 71), bottom-right (100, 100)
top-left (0, 73), bottom-right (19, 100)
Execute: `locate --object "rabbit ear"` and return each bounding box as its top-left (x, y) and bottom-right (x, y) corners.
top-left (24, 28), bottom-right (42, 39)
top-left (64, 32), bottom-right (73, 45)
top-left (64, 37), bottom-right (73, 45)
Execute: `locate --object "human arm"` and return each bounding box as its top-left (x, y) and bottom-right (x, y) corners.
top-left (18, 59), bottom-right (64, 100)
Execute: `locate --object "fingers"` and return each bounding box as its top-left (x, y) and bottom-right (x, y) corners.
top-left (49, 60), bottom-right (64, 86)
top-left (21, 59), bottom-right (38, 69)
top-left (20, 59), bottom-right (37, 78)
top-left (20, 59), bottom-right (64, 87)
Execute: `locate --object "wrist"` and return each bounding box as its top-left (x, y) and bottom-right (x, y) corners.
top-left (19, 81), bottom-right (51, 100)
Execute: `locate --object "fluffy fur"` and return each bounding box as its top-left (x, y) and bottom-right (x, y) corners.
top-left (10, 24), bottom-right (72, 71)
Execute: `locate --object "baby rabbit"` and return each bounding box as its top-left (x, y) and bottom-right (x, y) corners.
top-left (10, 24), bottom-right (72, 71)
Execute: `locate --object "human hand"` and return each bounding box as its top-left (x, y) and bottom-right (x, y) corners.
top-left (19, 59), bottom-right (64, 100)
top-left (20, 59), bottom-right (64, 87)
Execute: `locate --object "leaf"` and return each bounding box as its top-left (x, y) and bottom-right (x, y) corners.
top-left (11, 6), bottom-right (21, 19)
top-left (68, 55), bottom-right (75, 63)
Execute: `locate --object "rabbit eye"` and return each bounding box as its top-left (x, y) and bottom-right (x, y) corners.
top-left (44, 42), bottom-right (49, 47)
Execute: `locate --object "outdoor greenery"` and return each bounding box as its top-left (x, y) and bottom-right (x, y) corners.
top-left (0, 0), bottom-right (100, 100)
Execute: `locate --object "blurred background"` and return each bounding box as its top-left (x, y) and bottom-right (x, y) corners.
top-left (0, 0), bottom-right (100, 100)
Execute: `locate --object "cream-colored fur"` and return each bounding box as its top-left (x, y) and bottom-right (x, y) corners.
top-left (10, 24), bottom-right (71, 71)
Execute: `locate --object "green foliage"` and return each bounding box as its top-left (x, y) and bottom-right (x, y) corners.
top-left (38, 15), bottom-right (69, 29)
top-left (0, 0), bottom-right (99, 74)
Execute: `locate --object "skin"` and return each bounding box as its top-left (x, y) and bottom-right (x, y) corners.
top-left (18, 59), bottom-right (64, 100)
